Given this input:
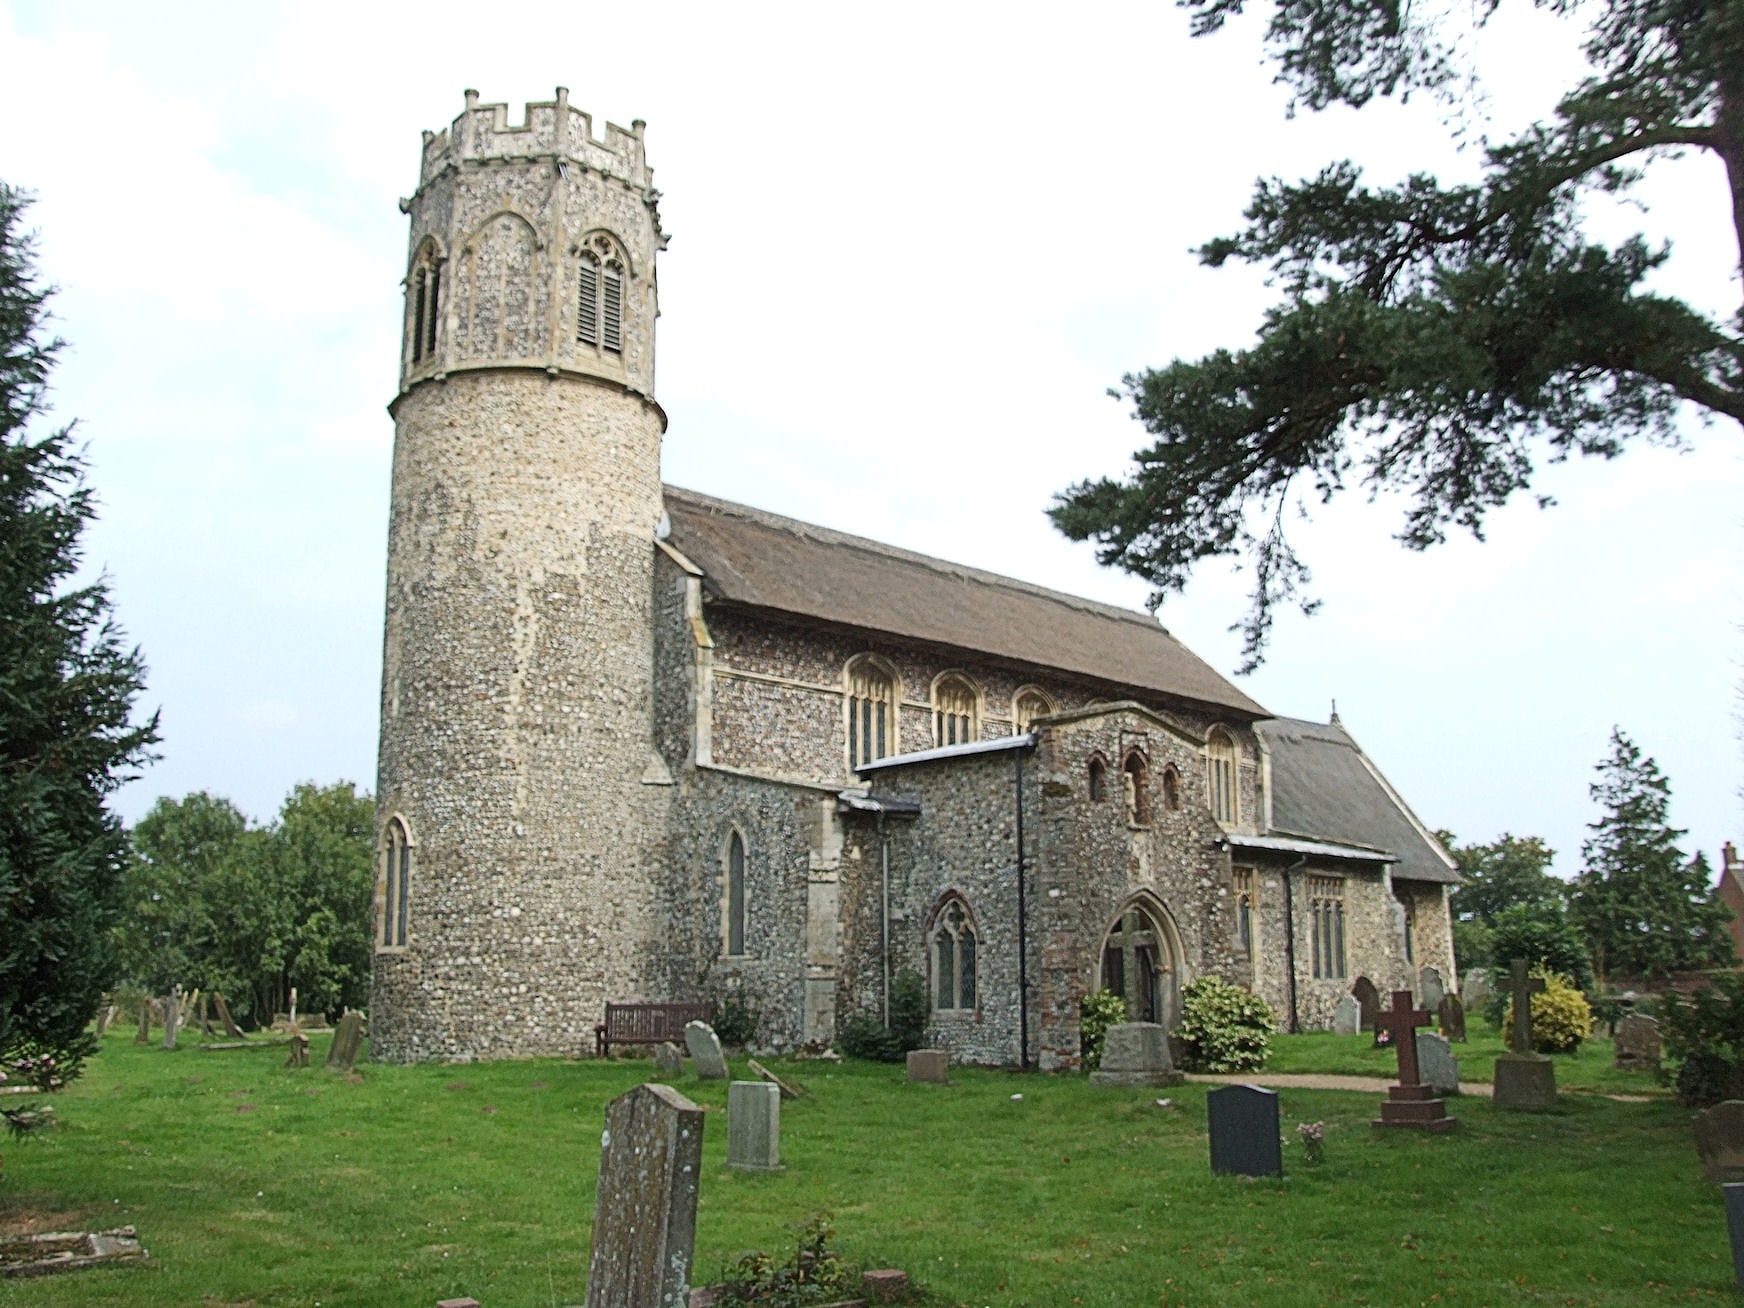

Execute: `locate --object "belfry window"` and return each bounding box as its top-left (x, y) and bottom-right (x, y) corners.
top-left (577, 235), bottom-right (625, 354)
top-left (380, 817), bottom-right (411, 949)
top-left (933, 674), bottom-right (979, 748)
top-left (725, 830), bottom-right (747, 957)
top-left (847, 657), bottom-right (897, 770)
top-left (410, 260), bottom-right (440, 364)
top-left (931, 897), bottom-right (978, 1011)
top-left (1206, 727), bottom-right (1239, 826)
top-left (1310, 876), bottom-right (1348, 980)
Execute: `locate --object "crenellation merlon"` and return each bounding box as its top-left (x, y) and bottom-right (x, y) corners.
top-left (418, 87), bottom-right (653, 193)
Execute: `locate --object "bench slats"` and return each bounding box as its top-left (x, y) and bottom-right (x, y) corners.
top-left (595, 1002), bottom-right (713, 1057)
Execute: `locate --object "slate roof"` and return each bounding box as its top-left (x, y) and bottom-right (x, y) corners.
top-left (661, 486), bottom-right (1268, 719)
top-left (1254, 717), bottom-right (1459, 884)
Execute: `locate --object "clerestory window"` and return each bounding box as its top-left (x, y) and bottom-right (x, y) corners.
top-left (933, 674), bottom-right (979, 748)
top-left (1012, 686), bottom-right (1055, 735)
top-left (846, 656), bottom-right (897, 771)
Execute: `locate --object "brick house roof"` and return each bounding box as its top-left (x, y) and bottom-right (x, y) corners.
top-left (662, 485), bottom-right (1268, 719)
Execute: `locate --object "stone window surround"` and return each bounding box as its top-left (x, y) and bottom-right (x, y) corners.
top-left (403, 235), bottom-right (447, 377)
top-left (722, 824), bottom-right (750, 959)
top-left (1233, 865), bottom-right (1258, 966)
top-left (1309, 875), bottom-right (1348, 980)
top-left (1087, 750), bottom-right (1110, 803)
top-left (930, 670), bottom-right (982, 749)
top-left (1121, 746), bottom-right (1152, 828)
top-left (1205, 725), bottom-right (1241, 827)
top-left (843, 653), bottom-right (901, 773)
top-left (376, 813), bottom-right (414, 954)
top-left (576, 229), bottom-right (629, 355)
top-left (926, 892), bottom-right (980, 1017)
top-left (1011, 684), bottom-right (1056, 735)
top-left (1160, 763), bottom-right (1181, 812)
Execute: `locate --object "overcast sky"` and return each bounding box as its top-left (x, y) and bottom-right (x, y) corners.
top-left (4, 2), bottom-right (1739, 881)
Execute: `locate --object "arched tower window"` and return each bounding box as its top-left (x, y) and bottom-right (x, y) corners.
top-left (1206, 727), bottom-right (1239, 826)
top-left (380, 817), bottom-right (411, 949)
top-left (1012, 686), bottom-right (1055, 735)
top-left (932, 673), bottom-right (979, 748)
top-left (1122, 750), bottom-right (1151, 826)
top-left (931, 896), bottom-right (978, 1012)
top-left (846, 656), bottom-right (898, 770)
top-left (408, 245), bottom-right (442, 366)
top-left (1161, 765), bottom-right (1181, 812)
top-left (577, 233), bottom-right (625, 354)
top-left (1088, 753), bottom-right (1108, 802)
top-left (724, 829), bottom-right (747, 957)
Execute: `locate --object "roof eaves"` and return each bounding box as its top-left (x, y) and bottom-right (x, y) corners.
top-left (856, 734), bottom-right (1035, 775)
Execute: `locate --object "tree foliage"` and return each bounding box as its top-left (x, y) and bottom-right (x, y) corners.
top-left (1050, 1), bottom-right (1744, 667)
top-left (1445, 830), bottom-right (1566, 923)
top-left (1570, 727), bottom-right (1732, 979)
top-left (0, 182), bottom-right (157, 1104)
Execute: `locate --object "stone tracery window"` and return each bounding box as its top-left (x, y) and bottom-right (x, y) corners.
top-left (408, 244), bottom-right (442, 366)
top-left (577, 233), bottom-right (625, 354)
top-left (1310, 875), bottom-right (1348, 979)
top-left (846, 655), bottom-right (897, 770)
top-left (1205, 727), bottom-right (1239, 826)
top-left (379, 816), bottom-right (411, 949)
top-left (931, 897), bottom-right (978, 1012)
top-left (932, 674), bottom-right (979, 747)
top-left (724, 829), bottom-right (747, 957)
top-left (1011, 686), bottom-right (1055, 735)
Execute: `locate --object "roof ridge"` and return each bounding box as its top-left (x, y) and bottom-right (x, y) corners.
top-left (662, 484), bottom-right (1174, 635)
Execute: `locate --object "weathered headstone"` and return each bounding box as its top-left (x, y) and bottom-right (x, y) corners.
top-left (726, 1081), bottom-right (783, 1172)
top-left (287, 1032), bottom-right (310, 1069)
top-left (746, 1057), bottom-right (806, 1099)
top-left (683, 1021), bottom-right (729, 1080)
top-left (1438, 993), bottom-right (1467, 1042)
top-left (906, 1049), bottom-right (949, 1084)
top-left (95, 1004), bottom-right (116, 1037)
top-left (654, 1041), bottom-right (684, 1079)
top-left (1207, 1084), bottom-right (1283, 1177)
top-left (1419, 966), bottom-right (1446, 1013)
top-left (161, 988), bottom-right (181, 1051)
top-left (1372, 989), bottom-right (1457, 1131)
top-left (1089, 1022), bottom-right (1184, 1088)
top-left (1725, 1183), bottom-right (1744, 1289)
top-left (1351, 976), bottom-right (1381, 1033)
top-left (584, 1083), bottom-right (704, 1308)
top-left (134, 1000), bottom-right (153, 1045)
top-left (211, 991), bottom-right (245, 1039)
top-left (1332, 994), bottom-right (1362, 1036)
top-left (1414, 1031), bottom-right (1460, 1096)
top-left (325, 1011), bottom-right (365, 1073)
top-left (1493, 958), bottom-right (1557, 1109)
top-left (1694, 1102), bottom-right (1744, 1183)
top-left (1461, 967), bottom-right (1492, 1011)
top-left (1614, 1013), bottom-right (1663, 1071)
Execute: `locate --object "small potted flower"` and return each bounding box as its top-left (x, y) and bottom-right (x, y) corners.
top-left (1297, 1121), bottom-right (1325, 1166)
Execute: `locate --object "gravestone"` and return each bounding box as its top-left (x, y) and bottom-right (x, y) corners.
top-left (1207, 1084), bottom-right (1283, 1177)
top-left (654, 1041), bottom-right (684, 1079)
top-left (747, 1057), bottom-right (806, 1100)
top-left (95, 1004), bottom-right (116, 1037)
top-left (1725, 1184), bottom-right (1744, 1289)
top-left (1493, 958), bottom-right (1557, 1109)
top-left (1418, 966), bottom-right (1445, 1013)
top-left (584, 1083), bottom-right (704, 1308)
top-left (1461, 967), bottom-right (1492, 1011)
top-left (1414, 1031), bottom-right (1460, 1096)
top-left (325, 1011), bottom-right (365, 1073)
top-left (1694, 1101), bottom-right (1744, 1182)
top-left (286, 1032), bottom-right (310, 1069)
top-left (726, 1081), bottom-right (783, 1172)
top-left (906, 1049), bottom-right (949, 1084)
top-left (1614, 1013), bottom-right (1663, 1071)
top-left (1332, 994), bottom-right (1362, 1036)
top-left (683, 1021), bottom-right (729, 1080)
top-left (1438, 993), bottom-right (1467, 1042)
top-left (1351, 976), bottom-right (1381, 1033)
top-left (161, 989), bottom-right (181, 1051)
top-left (134, 999), bottom-right (153, 1045)
top-left (1089, 1022), bottom-right (1184, 1088)
top-left (1371, 989), bottom-right (1457, 1131)
top-left (212, 991), bottom-right (245, 1039)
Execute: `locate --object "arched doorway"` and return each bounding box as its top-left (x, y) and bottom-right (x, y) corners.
top-left (1099, 899), bottom-right (1183, 1029)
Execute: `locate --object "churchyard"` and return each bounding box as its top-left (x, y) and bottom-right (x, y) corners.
top-left (0, 1028), bottom-right (1730, 1307)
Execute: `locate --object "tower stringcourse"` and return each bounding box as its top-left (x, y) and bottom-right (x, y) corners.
top-left (373, 90), bottom-right (673, 1062)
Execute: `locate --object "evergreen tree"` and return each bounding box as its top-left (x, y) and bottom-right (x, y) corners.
top-left (0, 182), bottom-right (157, 1100)
top-left (1571, 727), bottom-right (1731, 980)
top-left (1442, 829), bottom-right (1573, 973)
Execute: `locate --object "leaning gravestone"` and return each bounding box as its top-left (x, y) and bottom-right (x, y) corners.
top-left (1207, 1084), bottom-right (1283, 1177)
top-left (1694, 1101), bottom-right (1744, 1183)
top-left (1614, 1013), bottom-right (1663, 1071)
top-left (1332, 994), bottom-right (1362, 1036)
top-left (747, 1057), bottom-right (806, 1100)
top-left (726, 1081), bottom-right (783, 1172)
top-left (1438, 993), bottom-right (1467, 1042)
top-left (1419, 966), bottom-right (1446, 1013)
top-left (653, 1041), bottom-right (684, 1080)
top-left (684, 1021), bottom-right (729, 1080)
top-left (1351, 977), bottom-right (1381, 1034)
top-left (1415, 1031), bottom-right (1460, 1096)
top-left (906, 1049), bottom-right (949, 1084)
top-left (325, 1011), bottom-right (366, 1073)
top-left (1089, 1022), bottom-right (1184, 1087)
top-left (1493, 958), bottom-right (1556, 1109)
top-left (584, 1083), bottom-right (704, 1308)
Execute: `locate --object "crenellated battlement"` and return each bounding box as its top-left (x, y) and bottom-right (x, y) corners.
top-left (418, 87), bottom-right (653, 193)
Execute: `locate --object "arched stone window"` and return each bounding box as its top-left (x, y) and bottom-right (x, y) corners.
top-left (930, 896), bottom-right (978, 1012)
top-left (408, 243), bottom-right (442, 366)
top-left (1122, 750), bottom-right (1151, 826)
top-left (1394, 884), bottom-right (1416, 965)
top-left (932, 673), bottom-right (979, 747)
top-left (1011, 686), bottom-right (1055, 735)
top-left (577, 232), bottom-right (625, 354)
top-left (724, 829), bottom-right (748, 957)
top-left (380, 816), bottom-right (411, 949)
top-left (1088, 752), bottom-right (1109, 802)
top-left (1205, 727), bottom-right (1239, 826)
top-left (1161, 765), bottom-right (1181, 812)
top-left (846, 655), bottom-right (898, 770)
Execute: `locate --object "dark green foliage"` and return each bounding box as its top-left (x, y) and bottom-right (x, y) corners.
top-left (1659, 972), bottom-right (1744, 1107)
top-left (712, 992), bottom-right (759, 1047)
top-left (1175, 975), bottom-right (1275, 1072)
top-left (0, 182), bottom-right (158, 1108)
top-left (1078, 988), bottom-right (1128, 1071)
top-left (1570, 728), bottom-right (1732, 981)
top-left (834, 969), bottom-right (929, 1063)
top-left (1487, 903), bottom-right (1593, 993)
top-left (1443, 830), bottom-right (1568, 971)
top-left (721, 1212), bottom-right (853, 1306)
top-left (1050, 2), bottom-right (1744, 667)
top-left (1450, 918), bottom-right (1491, 973)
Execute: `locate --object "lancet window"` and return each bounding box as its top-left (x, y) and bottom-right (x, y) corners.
top-left (1206, 727), bottom-right (1239, 826)
top-left (1122, 750), bottom-right (1151, 826)
top-left (380, 817), bottom-right (411, 949)
top-left (725, 829), bottom-right (747, 957)
top-left (409, 253), bottom-right (441, 365)
top-left (931, 897), bottom-right (978, 1012)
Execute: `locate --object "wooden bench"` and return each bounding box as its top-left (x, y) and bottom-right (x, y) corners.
top-left (595, 1001), bottom-right (713, 1058)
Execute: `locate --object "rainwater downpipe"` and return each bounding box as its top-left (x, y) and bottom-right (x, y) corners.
top-left (1283, 854), bottom-right (1308, 1034)
top-left (879, 811), bottom-right (891, 1026)
top-left (1014, 748), bottom-right (1031, 1071)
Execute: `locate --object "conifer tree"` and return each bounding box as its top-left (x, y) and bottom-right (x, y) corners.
top-left (1571, 728), bottom-right (1731, 981)
top-left (0, 182), bottom-right (157, 1103)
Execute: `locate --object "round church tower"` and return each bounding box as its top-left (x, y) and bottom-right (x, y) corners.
top-left (371, 90), bottom-right (671, 1061)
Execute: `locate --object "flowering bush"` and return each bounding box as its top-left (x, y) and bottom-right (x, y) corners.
top-left (1078, 989), bottom-right (1128, 1072)
top-left (1175, 976), bottom-right (1274, 1072)
top-left (1502, 969), bottom-right (1592, 1054)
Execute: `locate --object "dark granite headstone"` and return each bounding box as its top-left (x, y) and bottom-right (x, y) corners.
top-left (1207, 1084), bottom-right (1283, 1178)
top-left (1351, 976), bottom-right (1381, 1034)
top-left (1438, 993), bottom-right (1467, 1042)
top-left (1724, 1183), bottom-right (1744, 1288)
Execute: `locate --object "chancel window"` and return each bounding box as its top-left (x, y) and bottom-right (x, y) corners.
top-left (1206, 728), bottom-right (1239, 826)
top-left (1122, 750), bottom-right (1151, 826)
top-left (1310, 876), bottom-right (1348, 980)
top-left (933, 674), bottom-right (979, 748)
top-left (932, 897), bottom-right (978, 1011)
top-left (1012, 687), bottom-right (1054, 735)
top-left (409, 254), bottom-right (441, 365)
top-left (1233, 866), bottom-right (1257, 962)
top-left (847, 657), bottom-right (897, 770)
top-left (725, 830), bottom-right (747, 956)
top-left (380, 817), bottom-right (411, 949)
top-left (577, 235), bottom-right (625, 354)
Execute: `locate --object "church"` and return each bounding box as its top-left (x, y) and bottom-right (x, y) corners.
top-left (368, 90), bottom-right (1458, 1067)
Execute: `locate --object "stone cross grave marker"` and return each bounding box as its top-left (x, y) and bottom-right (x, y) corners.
top-left (683, 1021), bottom-right (729, 1080)
top-left (1207, 1084), bottom-right (1283, 1177)
top-left (1089, 1022), bottom-right (1184, 1087)
top-left (727, 1081), bottom-right (783, 1172)
top-left (584, 1083), bottom-right (705, 1308)
top-left (325, 1011), bottom-right (366, 1073)
top-left (1414, 1031), bottom-right (1460, 1096)
top-left (1332, 994), bottom-right (1362, 1036)
top-left (654, 1041), bottom-right (684, 1080)
top-left (1493, 958), bottom-right (1557, 1109)
top-left (1419, 966), bottom-right (1446, 1013)
top-left (1614, 1014), bottom-right (1663, 1071)
top-left (1505, 958), bottom-right (1546, 1054)
top-left (906, 1049), bottom-right (949, 1084)
top-left (1695, 1102), bottom-right (1744, 1183)
top-left (1351, 976), bottom-right (1381, 1034)
top-left (1438, 993), bottom-right (1467, 1042)
top-left (1372, 990), bottom-right (1457, 1132)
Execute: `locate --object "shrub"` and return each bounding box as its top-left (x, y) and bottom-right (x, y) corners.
top-left (1078, 989), bottom-right (1127, 1071)
top-left (1660, 972), bottom-right (1744, 1107)
top-left (712, 993), bottom-right (759, 1047)
top-left (836, 1011), bottom-right (903, 1063)
top-left (1501, 969), bottom-right (1592, 1053)
top-left (1175, 975), bottom-right (1274, 1072)
top-left (835, 968), bottom-right (928, 1063)
top-left (721, 1211), bottom-right (853, 1306)
top-left (1487, 905), bottom-right (1593, 991)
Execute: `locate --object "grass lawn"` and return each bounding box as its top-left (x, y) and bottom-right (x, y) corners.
top-left (0, 1030), bottom-right (1726, 1307)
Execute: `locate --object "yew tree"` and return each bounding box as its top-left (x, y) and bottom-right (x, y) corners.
top-left (1051, 1), bottom-right (1744, 668)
